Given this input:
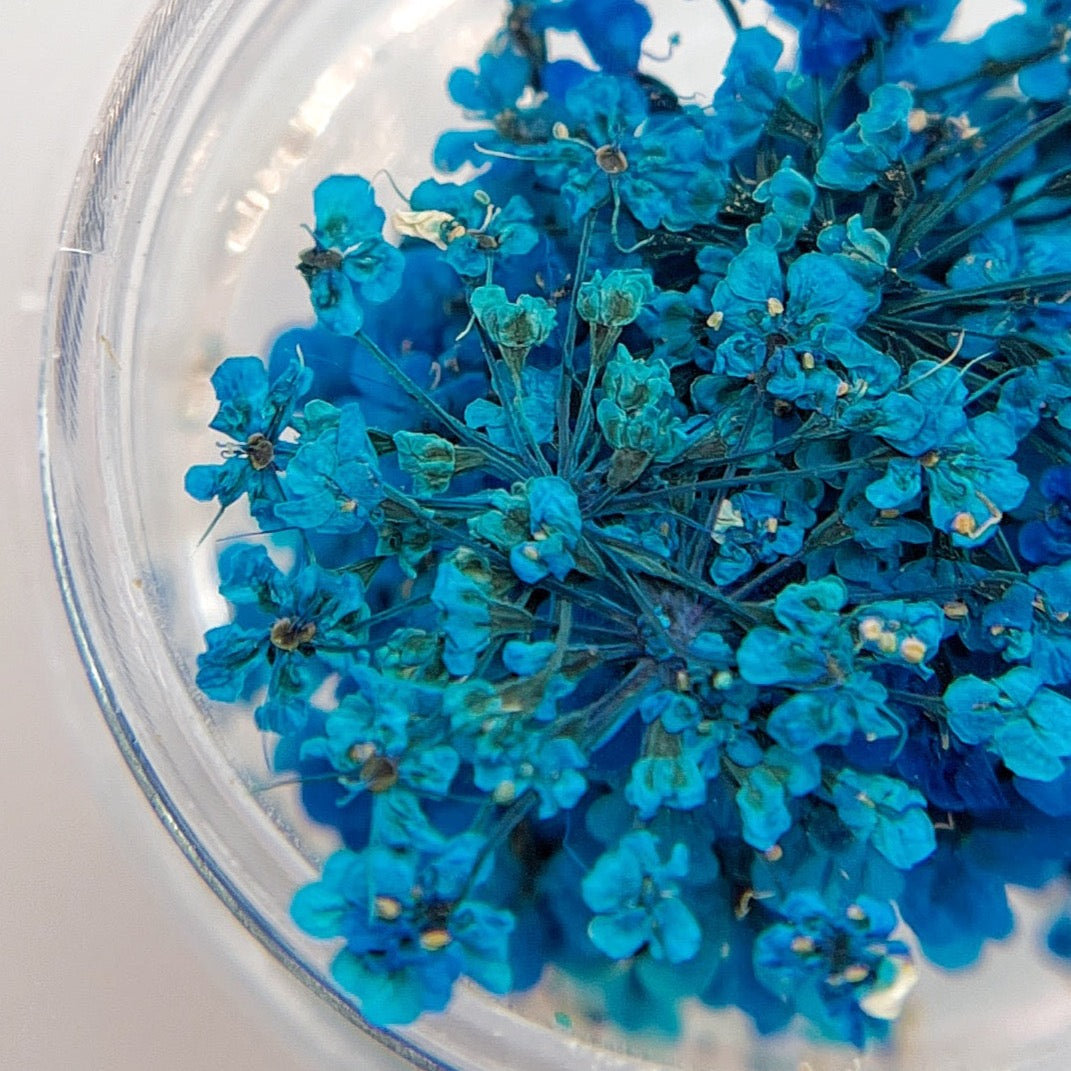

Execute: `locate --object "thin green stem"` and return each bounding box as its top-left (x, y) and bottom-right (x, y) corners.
top-left (714, 0), bottom-right (742, 33)
top-left (566, 326), bottom-right (620, 477)
top-left (883, 272), bottom-right (1071, 315)
top-left (557, 211), bottom-right (599, 470)
top-left (896, 106), bottom-right (1071, 256)
top-left (357, 331), bottom-right (525, 480)
top-left (907, 188), bottom-right (1051, 274)
top-left (608, 453), bottom-right (883, 509)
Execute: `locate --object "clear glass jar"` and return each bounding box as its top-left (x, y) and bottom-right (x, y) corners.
top-left (40, 1), bottom-right (1071, 1068)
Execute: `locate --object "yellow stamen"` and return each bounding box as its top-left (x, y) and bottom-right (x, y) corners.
top-left (899, 636), bottom-right (927, 664)
top-left (374, 895), bottom-right (403, 921)
top-left (419, 929), bottom-right (453, 952)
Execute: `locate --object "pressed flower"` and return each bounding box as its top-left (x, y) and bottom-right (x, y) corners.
top-left (185, 356), bottom-right (311, 522)
top-left (582, 831), bottom-right (701, 963)
top-left (298, 175), bottom-right (404, 335)
top-left (196, 544), bottom-right (369, 733)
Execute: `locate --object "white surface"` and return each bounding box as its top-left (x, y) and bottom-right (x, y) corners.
top-left (1, 3), bottom-right (404, 1069)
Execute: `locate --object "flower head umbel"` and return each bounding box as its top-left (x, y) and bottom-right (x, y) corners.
top-left (187, 0), bottom-right (1071, 1042)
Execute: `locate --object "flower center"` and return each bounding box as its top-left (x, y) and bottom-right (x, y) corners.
top-left (595, 145), bottom-right (629, 174)
top-left (269, 617), bottom-right (317, 651)
top-left (361, 754), bottom-right (400, 793)
top-left (245, 432), bottom-right (275, 471)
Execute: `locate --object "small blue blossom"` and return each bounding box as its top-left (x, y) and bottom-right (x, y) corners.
top-left (483, 734), bottom-right (589, 818)
top-left (816, 85), bottom-right (914, 192)
top-left (299, 175), bottom-right (405, 335)
top-left (597, 344), bottom-right (686, 460)
top-left (709, 488), bottom-right (815, 585)
top-left (400, 180), bottom-right (540, 278)
top-left (576, 268), bottom-right (655, 327)
top-left (582, 831), bottom-right (701, 963)
top-left (707, 225), bottom-right (893, 413)
top-left (831, 769), bottom-right (936, 869)
top-left (300, 683), bottom-right (459, 808)
top-left (753, 891), bottom-right (915, 1045)
top-left (509, 477), bottom-right (583, 583)
top-left (528, 73), bottom-right (722, 229)
top-left (290, 839), bottom-right (514, 1025)
top-left (735, 746), bottom-right (821, 850)
top-left (945, 666), bottom-right (1071, 781)
top-left (471, 284), bottom-right (557, 376)
top-left (626, 739), bottom-right (710, 819)
top-left (185, 356), bottom-right (312, 521)
top-left (1021, 466), bottom-right (1071, 563)
top-left (430, 550), bottom-right (496, 677)
top-left (710, 28), bottom-right (787, 155)
top-left (816, 215), bottom-right (891, 301)
top-left (196, 543), bottom-right (369, 733)
top-left (753, 160), bottom-right (815, 250)
top-left (273, 400), bottom-right (383, 534)
top-left (532, 0), bottom-right (653, 74)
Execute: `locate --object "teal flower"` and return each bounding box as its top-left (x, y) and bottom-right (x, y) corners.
top-left (582, 831), bottom-right (701, 963)
top-left (469, 477), bottom-right (582, 584)
top-left (431, 550), bottom-right (496, 677)
top-left (528, 73), bottom-right (722, 229)
top-left (401, 180), bottom-right (540, 277)
top-left (864, 413), bottom-right (1028, 547)
top-left (509, 477), bottom-right (583, 583)
top-left (831, 770), bottom-right (936, 870)
top-left (735, 746), bottom-right (821, 850)
top-left (471, 283), bottom-right (557, 376)
top-left (754, 892), bottom-right (915, 1046)
top-left (300, 672), bottom-right (459, 807)
top-left (596, 344), bottom-right (686, 460)
top-left (710, 28), bottom-right (787, 155)
top-left (816, 85), bottom-right (914, 192)
top-left (707, 225), bottom-right (895, 414)
top-left (298, 175), bottom-right (404, 334)
top-left (753, 160), bottom-right (815, 249)
top-left (185, 356), bottom-right (311, 522)
top-left (291, 839), bottom-right (514, 1025)
top-left (576, 268), bottom-right (655, 327)
top-left (196, 544), bottom-right (369, 733)
top-left (273, 400), bottom-right (383, 534)
top-left (945, 667), bottom-right (1071, 781)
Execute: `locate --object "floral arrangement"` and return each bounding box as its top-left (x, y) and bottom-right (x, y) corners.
top-left (186, 0), bottom-right (1071, 1048)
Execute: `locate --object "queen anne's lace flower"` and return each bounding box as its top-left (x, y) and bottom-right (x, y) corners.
top-left (185, 0), bottom-right (1071, 1040)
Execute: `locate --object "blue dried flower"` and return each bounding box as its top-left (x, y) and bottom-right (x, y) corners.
top-left (582, 831), bottom-right (701, 963)
top-left (185, 356), bottom-right (311, 521)
top-left (299, 175), bottom-right (405, 334)
top-left (196, 544), bottom-right (369, 733)
top-left (186, 0), bottom-right (1071, 1040)
top-left (816, 85), bottom-right (913, 192)
top-left (576, 268), bottom-right (655, 327)
top-left (291, 838), bottom-right (514, 1025)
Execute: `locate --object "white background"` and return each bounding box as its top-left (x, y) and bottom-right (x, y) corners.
top-left (2, 2), bottom-right (400, 1068)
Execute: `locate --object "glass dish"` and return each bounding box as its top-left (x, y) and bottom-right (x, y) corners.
top-left (39, 1), bottom-right (1071, 1068)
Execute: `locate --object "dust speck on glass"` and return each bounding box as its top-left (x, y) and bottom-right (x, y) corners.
top-left (185, 0), bottom-right (1071, 1047)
